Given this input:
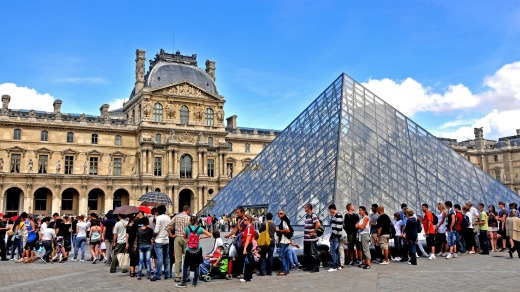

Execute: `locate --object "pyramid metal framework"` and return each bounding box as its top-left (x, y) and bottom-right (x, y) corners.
top-left (204, 74), bottom-right (518, 225)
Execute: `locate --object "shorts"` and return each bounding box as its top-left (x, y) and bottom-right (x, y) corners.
top-left (371, 233), bottom-right (379, 247)
top-left (379, 235), bottom-right (390, 250)
top-left (446, 231), bottom-right (456, 247)
top-left (25, 240), bottom-right (36, 251)
top-left (488, 227), bottom-right (498, 232)
top-left (90, 240), bottom-right (100, 246)
top-left (347, 233), bottom-right (361, 251)
top-left (436, 233), bottom-right (447, 245)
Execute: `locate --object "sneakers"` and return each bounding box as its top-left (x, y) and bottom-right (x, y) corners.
top-left (422, 253), bottom-right (430, 258)
top-left (348, 261), bottom-right (354, 266)
top-left (327, 268), bottom-right (337, 272)
top-left (468, 251), bottom-right (475, 254)
top-left (357, 260), bottom-right (363, 266)
top-left (379, 261), bottom-right (389, 265)
top-left (92, 259), bottom-right (97, 264)
top-left (453, 253), bottom-right (458, 258)
top-left (446, 253), bottom-right (453, 259)
top-left (392, 257), bottom-right (401, 262)
top-left (175, 283), bottom-right (187, 288)
top-left (459, 252), bottom-right (467, 256)
top-left (428, 254), bottom-right (436, 260)
top-left (363, 265), bottom-right (371, 269)
top-left (277, 272), bottom-right (287, 276)
top-left (337, 267), bottom-right (342, 270)
top-left (441, 253), bottom-right (448, 257)
top-left (239, 279), bottom-right (247, 283)
top-left (80, 259), bottom-right (85, 262)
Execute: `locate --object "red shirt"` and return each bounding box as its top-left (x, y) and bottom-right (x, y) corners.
top-left (455, 212), bottom-right (463, 231)
top-left (242, 224), bottom-right (254, 244)
top-left (423, 211), bottom-right (435, 234)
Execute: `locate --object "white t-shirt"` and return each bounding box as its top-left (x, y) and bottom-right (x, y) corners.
top-left (465, 212), bottom-right (474, 228)
top-left (41, 228), bottom-right (56, 241)
top-left (393, 219), bottom-right (403, 237)
top-left (41, 222), bottom-right (48, 231)
top-left (437, 213), bottom-right (447, 233)
top-left (210, 238), bottom-right (224, 254)
top-left (154, 214), bottom-right (170, 244)
top-left (280, 221), bottom-right (291, 244)
top-left (77, 222), bottom-right (88, 237)
top-left (114, 219), bottom-right (128, 244)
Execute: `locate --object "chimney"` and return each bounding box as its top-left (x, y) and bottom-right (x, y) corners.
top-left (53, 100), bottom-right (62, 114)
top-left (1, 94), bottom-right (10, 113)
top-left (516, 129), bottom-right (520, 136)
top-left (474, 127), bottom-right (485, 150)
top-left (135, 49), bottom-right (146, 93)
top-left (100, 104), bottom-right (109, 118)
top-left (205, 60), bottom-right (216, 81)
top-left (226, 115), bottom-right (237, 129)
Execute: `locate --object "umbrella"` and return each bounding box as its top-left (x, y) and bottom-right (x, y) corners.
top-left (137, 191), bottom-right (173, 206)
top-left (105, 210), bottom-right (117, 220)
top-left (138, 206), bottom-right (152, 214)
top-left (113, 205), bottom-right (139, 215)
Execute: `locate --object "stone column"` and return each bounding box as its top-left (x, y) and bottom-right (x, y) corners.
top-left (79, 194), bottom-right (88, 215)
top-left (168, 150), bottom-right (173, 175)
top-left (141, 149), bottom-right (146, 175)
top-left (147, 150), bottom-right (153, 175)
top-left (167, 186), bottom-right (173, 215)
top-left (52, 194), bottom-right (60, 215)
top-left (198, 152), bottom-right (202, 178)
top-left (173, 150), bottom-right (178, 175)
top-left (216, 152), bottom-right (220, 178)
top-left (196, 186), bottom-right (202, 213)
top-left (23, 191), bottom-right (31, 214)
top-left (203, 152), bottom-right (208, 176)
top-left (173, 185), bottom-right (179, 214)
top-left (105, 193), bottom-right (113, 214)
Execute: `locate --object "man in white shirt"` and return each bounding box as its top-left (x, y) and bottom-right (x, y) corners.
top-left (466, 201), bottom-right (481, 252)
top-left (151, 205), bottom-right (171, 281)
top-left (276, 209), bottom-right (292, 276)
top-left (110, 214), bottom-right (128, 273)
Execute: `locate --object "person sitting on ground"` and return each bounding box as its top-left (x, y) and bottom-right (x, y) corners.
top-left (51, 236), bottom-right (66, 263)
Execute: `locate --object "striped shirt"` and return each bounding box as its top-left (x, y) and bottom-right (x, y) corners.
top-left (304, 213), bottom-right (319, 242)
top-left (330, 212), bottom-right (343, 238)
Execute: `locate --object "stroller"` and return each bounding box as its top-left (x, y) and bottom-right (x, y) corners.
top-left (199, 241), bottom-right (233, 282)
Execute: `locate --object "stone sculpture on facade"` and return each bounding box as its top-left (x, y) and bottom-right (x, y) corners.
top-left (83, 161), bottom-right (88, 175)
top-left (194, 105), bottom-right (203, 123)
top-left (80, 113), bottom-right (87, 122)
top-left (108, 162), bottom-right (112, 176)
top-left (28, 159), bottom-right (33, 173)
top-left (132, 164), bottom-right (136, 176)
top-left (0, 158), bottom-right (3, 172)
top-left (216, 109), bottom-right (224, 124)
top-left (56, 160), bottom-right (61, 174)
top-left (474, 127), bottom-right (484, 139)
top-left (143, 100), bottom-right (151, 117)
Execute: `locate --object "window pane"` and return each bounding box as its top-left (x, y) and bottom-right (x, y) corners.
top-left (38, 155), bottom-right (48, 174)
top-left (89, 157), bottom-right (98, 175)
top-left (208, 137), bottom-right (213, 147)
top-left (14, 129), bottom-right (21, 140)
top-left (115, 135), bottom-right (121, 146)
top-left (65, 156), bottom-right (74, 174)
top-left (206, 108), bottom-right (214, 126)
top-left (153, 103), bottom-right (163, 122)
top-left (41, 130), bottom-right (48, 141)
top-left (180, 154), bottom-right (192, 178)
top-left (92, 134), bottom-right (98, 144)
top-left (180, 106), bottom-right (189, 124)
top-left (10, 154), bottom-right (21, 173)
top-left (113, 158), bottom-right (122, 176)
top-left (155, 134), bottom-right (161, 144)
top-left (154, 157), bottom-right (162, 176)
top-left (67, 132), bottom-right (74, 143)
top-left (207, 159), bottom-right (214, 177)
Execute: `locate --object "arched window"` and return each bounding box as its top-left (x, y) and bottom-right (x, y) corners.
top-left (180, 154), bottom-right (192, 178)
top-left (180, 105), bottom-right (189, 124)
top-left (245, 143), bottom-right (250, 153)
top-left (205, 108), bottom-right (214, 126)
top-left (41, 130), bottom-right (48, 141)
top-left (153, 103), bottom-right (163, 122)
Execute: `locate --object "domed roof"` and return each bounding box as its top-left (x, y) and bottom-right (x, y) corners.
top-left (145, 62), bottom-right (217, 95)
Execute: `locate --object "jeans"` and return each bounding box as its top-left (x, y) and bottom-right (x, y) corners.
top-left (10, 237), bottom-right (22, 259)
top-left (138, 244), bottom-right (152, 278)
top-left (329, 236), bottom-right (340, 269)
top-left (287, 248), bottom-right (299, 267)
top-left (181, 251), bottom-right (199, 285)
top-left (303, 241), bottom-right (319, 271)
top-left (154, 243), bottom-right (170, 279)
top-left (408, 238), bottom-right (417, 265)
top-left (447, 231), bottom-right (456, 247)
top-left (243, 245), bottom-right (254, 281)
top-left (479, 230), bottom-right (489, 254)
top-left (72, 234), bottom-right (77, 254)
top-left (260, 240), bottom-right (275, 275)
top-left (394, 236), bottom-right (404, 258)
top-left (278, 243), bottom-right (290, 273)
top-left (42, 241), bottom-right (53, 261)
top-left (455, 230), bottom-right (466, 253)
top-left (74, 237), bottom-right (86, 260)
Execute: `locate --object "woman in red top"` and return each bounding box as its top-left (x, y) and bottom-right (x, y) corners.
top-left (241, 214), bottom-right (255, 283)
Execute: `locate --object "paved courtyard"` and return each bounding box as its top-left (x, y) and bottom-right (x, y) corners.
top-left (0, 237), bottom-right (518, 292)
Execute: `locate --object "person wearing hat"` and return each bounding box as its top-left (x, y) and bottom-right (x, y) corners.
top-left (0, 213), bottom-right (9, 261)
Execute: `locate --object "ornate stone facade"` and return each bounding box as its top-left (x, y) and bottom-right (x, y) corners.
top-left (446, 128), bottom-right (520, 195)
top-left (0, 49), bottom-right (279, 216)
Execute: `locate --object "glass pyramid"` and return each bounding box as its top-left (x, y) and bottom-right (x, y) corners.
top-left (204, 74), bottom-right (518, 225)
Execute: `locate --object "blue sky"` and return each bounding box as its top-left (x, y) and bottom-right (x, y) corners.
top-left (1, 1), bottom-right (520, 141)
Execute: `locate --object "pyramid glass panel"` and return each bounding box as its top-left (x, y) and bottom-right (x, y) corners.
top-left (204, 73), bottom-right (518, 224)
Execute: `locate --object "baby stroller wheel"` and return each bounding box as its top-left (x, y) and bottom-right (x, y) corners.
top-left (204, 275), bottom-right (212, 282)
top-left (225, 274), bottom-right (233, 280)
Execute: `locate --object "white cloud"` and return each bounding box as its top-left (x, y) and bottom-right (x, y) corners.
top-left (362, 61), bottom-right (520, 140)
top-left (108, 98), bottom-right (125, 110)
top-left (55, 77), bottom-right (107, 84)
top-left (0, 83), bottom-right (55, 111)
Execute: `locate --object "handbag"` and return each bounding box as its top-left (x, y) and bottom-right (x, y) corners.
top-left (100, 241), bottom-right (106, 250)
top-left (258, 222), bottom-right (271, 247)
top-left (117, 252), bottom-right (130, 272)
top-left (229, 244), bottom-right (237, 258)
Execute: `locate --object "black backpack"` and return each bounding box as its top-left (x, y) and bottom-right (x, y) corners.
top-left (415, 219), bottom-right (422, 233)
top-left (316, 217), bottom-right (325, 237)
top-left (431, 212), bottom-right (439, 225)
top-left (461, 215), bottom-right (470, 229)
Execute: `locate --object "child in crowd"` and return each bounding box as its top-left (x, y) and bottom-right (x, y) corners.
top-left (287, 240), bottom-right (303, 270)
top-left (51, 236), bottom-right (66, 263)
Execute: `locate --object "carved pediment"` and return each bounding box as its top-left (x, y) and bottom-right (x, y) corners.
top-left (109, 151), bottom-right (127, 161)
top-left (34, 147), bottom-right (54, 159)
top-left (60, 148), bottom-right (79, 159)
top-left (6, 146), bottom-right (26, 157)
top-left (87, 149), bottom-right (103, 157)
top-left (151, 82), bottom-right (223, 101)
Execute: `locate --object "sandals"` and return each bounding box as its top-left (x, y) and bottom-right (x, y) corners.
top-left (130, 273), bottom-right (137, 277)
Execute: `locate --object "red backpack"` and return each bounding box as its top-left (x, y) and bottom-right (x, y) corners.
top-left (187, 226), bottom-right (201, 249)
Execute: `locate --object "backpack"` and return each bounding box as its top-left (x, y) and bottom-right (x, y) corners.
top-left (431, 212), bottom-right (438, 225)
top-left (461, 215), bottom-right (470, 229)
top-left (258, 222), bottom-right (271, 247)
top-left (187, 226), bottom-right (201, 249)
top-left (316, 217), bottom-right (325, 237)
top-left (415, 219), bottom-right (422, 233)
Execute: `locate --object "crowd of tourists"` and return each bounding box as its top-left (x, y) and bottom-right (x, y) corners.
top-left (1, 199), bottom-right (520, 287)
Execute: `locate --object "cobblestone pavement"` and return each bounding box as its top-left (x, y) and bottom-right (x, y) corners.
top-left (1, 240), bottom-right (518, 292)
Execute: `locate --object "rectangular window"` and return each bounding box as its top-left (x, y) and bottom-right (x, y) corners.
top-left (208, 137), bottom-right (213, 147)
top-left (207, 159), bottom-right (215, 177)
top-left (155, 134), bottom-right (161, 144)
top-left (92, 134), bottom-right (98, 144)
top-left (64, 156), bottom-right (74, 175)
top-left (13, 129), bottom-right (21, 140)
top-left (88, 196), bottom-right (98, 211)
top-left (10, 154), bottom-right (21, 173)
top-left (67, 132), bottom-right (74, 143)
top-left (38, 155), bottom-right (48, 174)
top-left (115, 135), bottom-right (122, 146)
top-left (35, 196), bottom-right (47, 211)
top-left (41, 131), bottom-right (48, 141)
top-left (113, 158), bottom-right (122, 176)
top-left (493, 155), bottom-right (498, 162)
top-left (89, 157), bottom-right (98, 175)
top-left (226, 162), bottom-right (234, 178)
top-left (154, 157), bottom-right (162, 176)
top-left (495, 170), bottom-right (501, 181)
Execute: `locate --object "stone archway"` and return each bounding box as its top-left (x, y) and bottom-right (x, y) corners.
top-left (4, 187), bottom-right (24, 214)
top-left (61, 188), bottom-right (79, 215)
top-left (178, 189), bottom-right (194, 213)
top-left (33, 187), bottom-right (52, 215)
top-left (88, 188), bottom-right (105, 214)
top-left (113, 188), bottom-right (130, 210)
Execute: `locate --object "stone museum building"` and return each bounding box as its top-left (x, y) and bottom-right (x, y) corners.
top-left (0, 49), bottom-right (279, 216)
